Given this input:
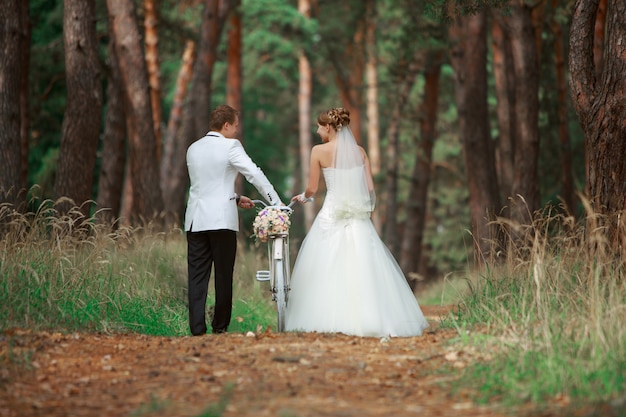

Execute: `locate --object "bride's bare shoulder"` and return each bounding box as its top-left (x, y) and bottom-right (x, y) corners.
top-left (312, 142), bottom-right (334, 154)
top-left (312, 142), bottom-right (334, 167)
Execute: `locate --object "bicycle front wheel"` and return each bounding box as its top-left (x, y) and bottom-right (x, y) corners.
top-left (274, 258), bottom-right (287, 332)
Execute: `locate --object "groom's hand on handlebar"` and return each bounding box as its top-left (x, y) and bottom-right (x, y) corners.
top-left (237, 196), bottom-right (255, 209)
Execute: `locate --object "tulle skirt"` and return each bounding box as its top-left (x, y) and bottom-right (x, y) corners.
top-left (285, 207), bottom-right (429, 337)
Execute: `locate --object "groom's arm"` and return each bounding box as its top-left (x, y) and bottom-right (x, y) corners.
top-left (228, 141), bottom-right (282, 206)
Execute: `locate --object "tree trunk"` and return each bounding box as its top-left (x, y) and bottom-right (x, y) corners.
top-left (331, 17), bottom-right (365, 145)
top-left (119, 138), bottom-right (134, 226)
top-left (508, 1), bottom-right (541, 225)
top-left (107, 0), bottom-right (163, 223)
top-left (226, 1), bottom-right (242, 126)
top-left (144, 0), bottom-right (162, 161)
top-left (382, 51), bottom-right (422, 256)
top-left (400, 51), bottom-right (442, 288)
top-left (593, 0), bottom-right (606, 77)
top-left (226, 1), bottom-right (244, 202)
top-left (54, 0), bottom-right (102, 216)
top-left (20, 1), bottom-right (30, 194)
top-left (449, 11), bottom-right (501, 264)
top-left (298, 0), bottom-right (314, 230)
top-left (365, 0), bottom-right (381, 234)
top-left (491, 13), bottom-right (516, 203)
top-left (160, 39), bottom-right (195, 201)
top-left (531, 0), bottom-right (545, 61)
top-left (0, 0), bottom-right (22, 207)
top-left (97, 39), bottom-right (127, 225)
top-left (570, 0), bottom-right (626, 250)
top-left (162, 0), bottom-right (232, 221)
top-left (552, 0), bottom-right (575, 214)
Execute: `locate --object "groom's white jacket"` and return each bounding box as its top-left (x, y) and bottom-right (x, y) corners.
top-left (184, 132), bottom-right (281, 232)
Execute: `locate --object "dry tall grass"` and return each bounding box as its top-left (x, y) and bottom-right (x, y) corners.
top-left (456, 201), bottom-right (626, 405)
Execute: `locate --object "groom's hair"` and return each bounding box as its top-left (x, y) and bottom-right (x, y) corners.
top-left (209, 105), bottom-right (239, 131)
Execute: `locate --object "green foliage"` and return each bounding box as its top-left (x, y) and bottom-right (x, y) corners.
top-left (409, 63), bottom-right (471, 274)
top-left (535, 1), bottom-right (585, 213)
top-left (23, 0), bottom-right (587, 277)
top-left (424, 0), bottom-right (510, 22)
top-left (31, 148), bottom-right (58, 200)
top-left (28, 0), bottom-right (65, 194)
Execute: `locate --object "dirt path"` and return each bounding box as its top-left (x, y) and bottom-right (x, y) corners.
top-left (0, 306), bottom-right (574, 417)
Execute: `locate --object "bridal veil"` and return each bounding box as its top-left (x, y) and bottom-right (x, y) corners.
top-left (332, 126), bottom-right (375, 219)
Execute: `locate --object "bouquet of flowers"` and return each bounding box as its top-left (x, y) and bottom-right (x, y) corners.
top-left (252, 207), bottom-right (291, 242)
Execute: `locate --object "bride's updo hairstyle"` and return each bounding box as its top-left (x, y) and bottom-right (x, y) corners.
top-left (318, 107), bottom-right (350, 131)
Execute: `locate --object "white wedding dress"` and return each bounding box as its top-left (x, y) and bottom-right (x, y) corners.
top-left (285, 167), bottom-right (429, 337)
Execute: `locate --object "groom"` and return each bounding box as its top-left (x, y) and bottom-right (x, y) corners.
top-left (185, 104), bottom-right (282, 336)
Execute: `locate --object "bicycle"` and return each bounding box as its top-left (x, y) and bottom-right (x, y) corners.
top-left (251, 200), bottom-right (296, 332)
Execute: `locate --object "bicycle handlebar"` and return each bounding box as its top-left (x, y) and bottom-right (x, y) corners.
top-left (251, 199), bottom-right (297, 210)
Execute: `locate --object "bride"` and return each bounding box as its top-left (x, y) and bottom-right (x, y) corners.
top-left (285, 107), bottom-right (429, 337)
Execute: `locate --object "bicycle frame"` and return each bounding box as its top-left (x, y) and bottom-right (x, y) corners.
top-left (252, 200), bottom-right (295, 332)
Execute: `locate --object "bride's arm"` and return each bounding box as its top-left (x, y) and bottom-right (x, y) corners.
top-left (297, 146), bottom-right (321, 201)
top-left (305, 146), bottom-right (322, 197)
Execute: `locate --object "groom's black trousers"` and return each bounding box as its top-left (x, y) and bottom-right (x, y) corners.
top-left (187, 229), bottom-right (237, 336)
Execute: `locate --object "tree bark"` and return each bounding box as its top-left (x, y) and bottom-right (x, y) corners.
top-left (449, 11), bottom-right (501, 264)
top-left (226, 1), bottom-right (244, 203)
top-left (144, 0), bottom-right (162, 161)
top-left (160, 39), bottom-right (195, 199)
top-left (162, 0), bottom-right (232, 221)
top-left (491, 13), bottom-right (516, 203)
top-left (330, 10), bottom-right (365, 145)
top-left (298, 0), bottom-right (314, 230)
top-left (552, 0), bottom-right (575, 214)
top-left (593, 0), bottom-right (606, 77)
top-left (54, 0), bottom-right (102, 216)
top-left (226, 1), bottom-right (242, 125)
top-left (508, 1), bottom-right (541, 225)
top-left (0, 0), bottom-right (23, 206)
top-left (570, 0), bottom-right (626, 250)
top-left (400, 51), bottom-right (442, 288)
top-left (97, 39), bottom-right (127, 225)
top-left (20, 1), bottom-right (30, 194)
top-left (531, 0), bottom-right (546, 62)
top-left (107, 0), bottom-right (164, 223)
top-left (382, 51), bottom-right (422, 256)
top-left (119, 123), bottom-right (134, 225)
top-left (365, 0), bottom-right (381, 234)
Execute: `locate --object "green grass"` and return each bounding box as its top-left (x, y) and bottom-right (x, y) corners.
top-left (0, 200), bottom-right (277, 336)
top-left (416, 271), bottom-right (473, 306)
top-left (445, 206), bottom-right (626, 407)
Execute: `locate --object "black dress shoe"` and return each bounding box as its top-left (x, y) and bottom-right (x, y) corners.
top-left (212, 328), bottom-right (227, 334)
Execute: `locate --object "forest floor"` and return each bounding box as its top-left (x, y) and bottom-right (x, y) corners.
top-left (0, 306), bottom-right (614, 417)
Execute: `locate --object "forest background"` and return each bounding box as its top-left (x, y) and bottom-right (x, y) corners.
top-left (3, 1), bottom-right (626, 411)
top-left (1, 0), bottom-right (623, 286)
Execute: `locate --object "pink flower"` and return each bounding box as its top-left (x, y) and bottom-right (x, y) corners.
top-left (252, 207), bottom-right (291, 242)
